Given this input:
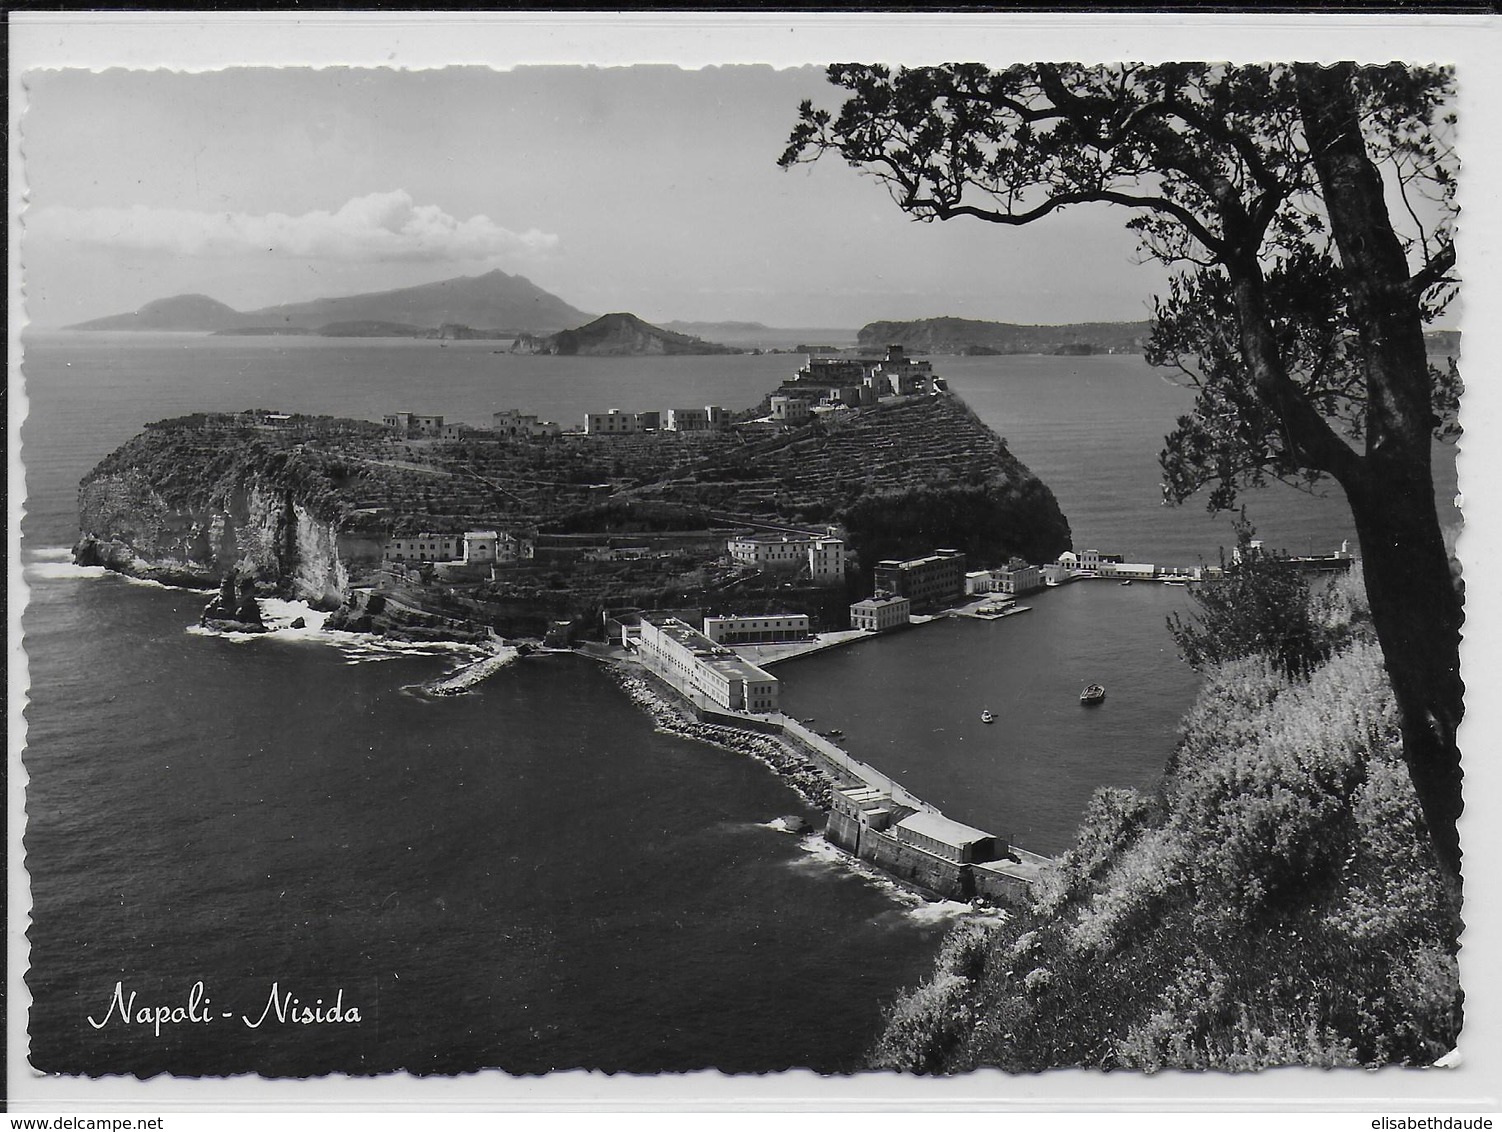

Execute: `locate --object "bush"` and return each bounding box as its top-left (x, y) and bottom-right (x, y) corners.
top-left (870, 574), bottom-right (1460, 1073)
top-left (1168, 516), bottom-right (1358, 678)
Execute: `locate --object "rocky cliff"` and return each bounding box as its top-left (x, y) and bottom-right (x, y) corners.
top-left (74, 414), bottom-right (378, 606)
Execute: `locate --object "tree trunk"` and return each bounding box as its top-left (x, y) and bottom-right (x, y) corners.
top-left (1342, 467), bottom-right (1464, 884)
top-left (1297, 63), bottom-right (1465, 885)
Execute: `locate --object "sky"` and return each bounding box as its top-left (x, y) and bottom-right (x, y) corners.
top-left (17, 65), bottom-right (1174, 329)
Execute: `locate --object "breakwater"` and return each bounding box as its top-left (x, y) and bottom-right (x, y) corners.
top-left (610, 666), bottom-right (834, 810)
top-left (610, 660), bottom-right (1051, 905)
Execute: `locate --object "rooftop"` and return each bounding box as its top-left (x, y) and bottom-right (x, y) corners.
top-left (878, 550), bottom-right (964, 570)
top-left (896, 810), bottom-right (995, 849)
top-left (731, 531), bottom-right (829, 544)
top-left (853, 594), bottom-right (910, 609)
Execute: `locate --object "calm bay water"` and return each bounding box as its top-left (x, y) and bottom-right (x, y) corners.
top-left (17, 331), bottom-right (1457, 1074)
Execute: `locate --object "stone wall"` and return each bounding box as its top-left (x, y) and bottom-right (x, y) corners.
top-left (972, 867), bottom-right (1031, 904)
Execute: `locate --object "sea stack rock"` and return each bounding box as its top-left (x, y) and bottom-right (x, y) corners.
top-left (200, 573), bottom-right (268, 633)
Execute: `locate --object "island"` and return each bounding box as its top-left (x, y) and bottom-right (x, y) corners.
top-left (74, 355), bottom-right (1070, 644)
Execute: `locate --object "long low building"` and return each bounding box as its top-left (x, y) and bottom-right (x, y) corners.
top-left (703, 614), bottom-right (810, 644)
top-left (637, 615), bottom-right (780, 714)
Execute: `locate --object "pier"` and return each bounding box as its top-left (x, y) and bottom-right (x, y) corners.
top-left (616, 656), bottom-right (1051, 906)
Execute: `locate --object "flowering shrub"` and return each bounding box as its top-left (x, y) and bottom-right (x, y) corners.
top-left (872, 573), bottom-right (1461, 1072)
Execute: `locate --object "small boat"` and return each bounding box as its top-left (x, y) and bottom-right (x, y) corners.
top-left (825, 728), bottom-right (844, 738)
top-left (1120, 580), bottom-right (1133, 586)
top-left (980, 710), bottom-right (995, 724)
top-left (1080, 684), bottom-right (1106, 705)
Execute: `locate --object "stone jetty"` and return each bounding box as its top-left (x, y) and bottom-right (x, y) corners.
top-left (609, 667), bottom-right (833, 810)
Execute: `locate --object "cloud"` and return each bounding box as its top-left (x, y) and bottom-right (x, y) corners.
top-left (28, 190), bottom-right (559, 263)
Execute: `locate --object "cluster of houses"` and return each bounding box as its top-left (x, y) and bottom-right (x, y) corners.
top-left (378, 345), bottom-right (948, 443)
top-left (383, 410), bottom-right (564, 440)
top-left (583, 406), bottom-right (729, 435)
top-left (382, 529), bottom-right (531, 568)
top-left (764, 345), bottom-right (948, 427)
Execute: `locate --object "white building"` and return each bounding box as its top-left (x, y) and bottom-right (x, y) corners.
top-left (383, 411), bottom-right (445, 438)
top-left (769, 395), bottom-right (812, 422)
top-left (807, 536), bottom-right (846, 583)
top-left (726, 531), bottom-right (845, 585)
top-left (702, 614), bottom-right (811, 645)
top-left (850, 594), bottom-right (912, 632)
top-left (994, 558), bottom-right (1043, 595)
top-left (1073, 548), bottom-right (1124, 573)
top-left (638, 616), bottom-right (780, 714)
top-left (492, 409), bottom-right (561, 437)
top-left (584, 409), bottom-right (640, 435)
top-left (462, 530), bottom-right (500, 564)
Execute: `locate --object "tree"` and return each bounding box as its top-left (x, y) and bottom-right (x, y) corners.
top-left (781, 63), bottom-right (1464, 883)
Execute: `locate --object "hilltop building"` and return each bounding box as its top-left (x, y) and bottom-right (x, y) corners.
top-left (637, 615), bottom-right (780, 714)
top-left (584, 409), bottom-right (640, 435)
top-left (769, 395), bottom-right (812, 422)
top-left (383, 411), bottom-right (445, 438)
top-left (492, 409), bottom-right (562, 437)
top-left (867, 345), bottom-right (935, 397)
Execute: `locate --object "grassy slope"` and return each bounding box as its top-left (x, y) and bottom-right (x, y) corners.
top-left (872, 575), bottom-right (1461, 1072)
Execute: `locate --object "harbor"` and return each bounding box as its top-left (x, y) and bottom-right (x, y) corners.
top-left (609, 651), bottom-right (1051, 905)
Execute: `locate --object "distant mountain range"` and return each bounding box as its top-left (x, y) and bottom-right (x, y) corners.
top-left (510, 312), bottom-right (742, 356)
top-left (65, 270), bottom-right (591, 335)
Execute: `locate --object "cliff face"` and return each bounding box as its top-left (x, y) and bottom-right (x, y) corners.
top-left (75, 440), bottom-right (351, 607)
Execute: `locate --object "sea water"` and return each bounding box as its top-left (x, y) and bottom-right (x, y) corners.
top-left (15, 331), bottom-right (1459, 1074)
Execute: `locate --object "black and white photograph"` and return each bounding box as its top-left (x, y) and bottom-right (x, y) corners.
top-left (7, 11), bottom-right (1501, 1114)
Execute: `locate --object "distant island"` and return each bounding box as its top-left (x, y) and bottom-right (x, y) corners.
top-left (860, 316), bottom-right (1463, 358)
top-left (859, 317), bottom-right (1151, 356)
top-left (64, 269), bottom-right (591, 335)
top-left (510, 312), bottom-right (743, 357)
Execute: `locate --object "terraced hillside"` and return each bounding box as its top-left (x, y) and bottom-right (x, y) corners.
top-left (75, 390), bottom-right (1071, 636)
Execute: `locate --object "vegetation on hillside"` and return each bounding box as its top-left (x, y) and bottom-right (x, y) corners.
top-left (79, 392), bottom-right (1071, 634)
top-left (871, 565), bottom-right (1461, 1072)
